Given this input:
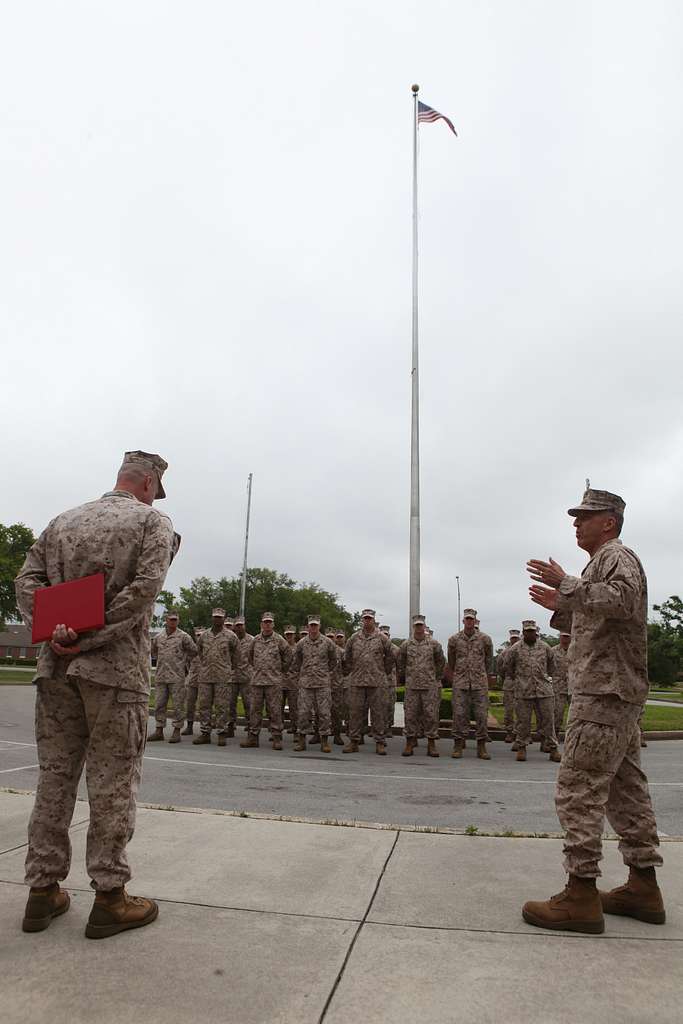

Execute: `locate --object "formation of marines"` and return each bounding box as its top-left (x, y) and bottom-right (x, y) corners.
top-left (149, 604), bottom-right (577, 761)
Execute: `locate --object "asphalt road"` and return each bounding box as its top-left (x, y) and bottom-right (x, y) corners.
top-left (1, 684), bottom-right (682, 835)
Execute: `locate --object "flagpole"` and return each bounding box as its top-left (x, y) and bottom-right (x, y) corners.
top-left (409, 83), bottom-right (420, 630)
top-left (239, 473), bottom-right (253, 618)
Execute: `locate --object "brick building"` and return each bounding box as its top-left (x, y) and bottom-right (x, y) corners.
top-left (0, 624), bottom-right (41, 660)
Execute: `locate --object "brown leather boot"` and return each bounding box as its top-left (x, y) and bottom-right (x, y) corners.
top-left (599, 866), bottom-right (666, 924)
top-left (272, 737), bottom-right (283, 751)
top-left (477, 740), bottom-right (491, 760)
top-left (343, 741), bottom-right (359, 753)
top-left (147, 726), bottom-right (164, 742)
top-left (217, 734), bottom-right (227, 746)
top-left (548, 749), bottom-right (562, 763)
top-left (522, 875), bottom-right (604, 934)
top-left (168, 728), bottom-right (181, 744)
top-left (427, 738), bottom-right (439, 758)
top-left (516, 746), bottom-right (527, 761)
top-left (333, 734), bottom-right (344, 746)
top-left (227, 723), bottom-right (235, 738)
top-left (451, 739), bottom-right (464, 759)
top-left (22, 883), bottom-right (70, 932)
top-left (376, 741), bottom-right (387, 755)
top-left (240, 735), bottom-right (259, 748)
top-left (193, 732), bottom-right (211, 744)
top-left (320, 736), bottom-right (331, 753)
top-left (85, 887), bottom-right (159, 940)
top-left (293, 734), bottom-right (306, 752)
top-left (402, 738), bottom-right (415, 757)
top-left (181, 721), bottom-right (194, 736)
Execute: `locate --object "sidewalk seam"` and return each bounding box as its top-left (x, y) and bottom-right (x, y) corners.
top-left (318, 829), bottom-right (401, 1024)
top-left (364, 918), bottom-right (683, 942)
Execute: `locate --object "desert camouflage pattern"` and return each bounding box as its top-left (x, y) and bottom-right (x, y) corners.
top-left (515, 695), bottom-right (558, 750)
top-left (344, 629), bottom-right (395, 688)
top-left (507, 638), bottom-right (555, 698)
top-left (297, 687), bottom-right (332, 736)
top-left (452, 688), bottom-right (490, 742)
top-left (294, 634), bottom-right (338, 688)
top-left (152, 628), bottom-right (197, 729)
top-left (248, 631), bottom-right (291, 687)
top-left (551, 644), bottom-right (571, 734)
top-left (185, 654), bottom-right (200, 721)
top-left (229, 632), bottom-right (254, 728)
top-left (197, 627), bottom-right (242, 686)
top-left (447, 630), bottom-right (494, 691)
top-left (198, 681), bottom-right (231, 735)
top-left (398, 637), bottom-right (446, 690)
top-left (348, 685), bottom-right (385, 743)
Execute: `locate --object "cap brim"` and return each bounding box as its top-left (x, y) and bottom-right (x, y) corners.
top-left (156, 476), bottom-right (166, 499)
top-left (567, 504), bottom-right (606, 515)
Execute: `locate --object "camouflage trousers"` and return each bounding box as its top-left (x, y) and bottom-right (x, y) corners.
top-left (515, 696), bottom-right (557, 750)
top-left (229, 677), bottom-right (251, 727)
top-left (249, 684), bottom-right (283, 738)
top-left (154, 676), bottom-right (186, 729)
top-left (556, 695), bottom-right (662, 878)
top-left (452, 688), bottom-right (489, 741)
top-left (185, 682), bottom-right (198, 722)
top-left (385, 681), bottom-right (396, 735)
top-left (404, 688), bottom-right (439, 739)
top-left (331, 684), bottom-right (344, 737)
top-left (25, 674), bottom-right (146, 891)
top-left (348, 686), bottom-right (385, 743)
top-left (503, 682), bottom-right (515, 733)
top-left (553, 691), bottom-right (570, 737)
top-left (297, 687), bottom-right (332, 736)
top-left (198, 680), bottom-right (231, 735)
top-left (282, 684), bottom-right (299, 733)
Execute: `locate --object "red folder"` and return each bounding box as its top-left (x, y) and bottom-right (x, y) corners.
top-left (32, 573), bottom-right (106, 644)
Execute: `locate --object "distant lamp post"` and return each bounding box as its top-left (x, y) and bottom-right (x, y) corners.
top-left (456, 575), bottom-right (461, 624)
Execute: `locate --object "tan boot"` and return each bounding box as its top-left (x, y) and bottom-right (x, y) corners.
top-left (168, 728), bottom-right (181, 744)
top-left (451, 739), bottom-right (464, 759)
top-left (193, 732), bottom-right (211, 744)
top-left (22, 883), bottom-right (70, 932)
top-left (320, 736), bottom-right (331, 753)
top-left (516, 746), bottom-right (527, 761)
top-left (240, 735), bottom-right (259, 748)
top-left (376, 741), bottom-right (387, 755)
top-left (272, 737), bottom-right (283, 751)
top-left (600, 867), bottom-right (666, 924)
top-left (181, 721), bottom-right (194, 736)
top-left (217, 734), bottom-right (227, 747)
top-left (522, 875), bottom-right (604, 934)
top-left (549, 749), bottom-right (561, 763)
top-left (343, 741), bottom-right (359, 753)
top-left (402, 738), bottom-right (415, 757)
top-left (85, 887), bottom-right (159, 940)
top-left (293, 734), bottom-right (306, 752)
top-left (477, 740), bottom-right (491, 760)
top-left (427, 738), bottom-right (439, 757)
top-left (147, 726), bottom-right (164, 742)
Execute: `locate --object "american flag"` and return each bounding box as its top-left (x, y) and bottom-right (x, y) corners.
top-left (417, 100), bottom-right (457, 136)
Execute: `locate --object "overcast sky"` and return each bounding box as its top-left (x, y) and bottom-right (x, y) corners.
top-left (2, 1), bottom-right (682, 646)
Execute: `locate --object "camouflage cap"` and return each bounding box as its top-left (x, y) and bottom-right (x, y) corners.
top-left (233, 616), bottom-right (246, 626)
top-left (325, 628), bottom-right (335, 636)
top-left (299, 625), bottom-right (308, 633)
top-left (412, 614), bottom-right (426, 625)
top-left (283, 625), bottom-right (296, 635)
top-left (522, 619), bottom-right (537, 631)
top-left (335, 630), bottom-right (345, 638)
top-left (379, 624), bottom-right (390, 632)
top-left (509, 628), bottom-right (520, 637)
top-left (261, 612), bottom-right (274, 622)
top-left (308, 614), bottom-right (321, 625)
top-left (166, 611), bottom-right (179, 620)
top-left (212, 608), bottom-right (226, 618)
top-left (361, 608), bottom-right (376, 618)
top-left (567, 488), bottom-right (626, 517)
top-left (560, 631), bottom-right (572, 638)
top-left (121, 450), bottom-right (168, 499)
top-left (463, 608), bottom-right (477, 619)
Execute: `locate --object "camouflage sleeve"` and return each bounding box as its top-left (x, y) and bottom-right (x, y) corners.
top-left (183, 633), bottom-right (198, 659)
top-left (14, 528), bottom-right (50, 628)
top-left (507, 643), bottom-right (518, 678)
top-left (550, 608), bottom-right (573, 633)
top-left (547, 644), bottom-right (555, 676)
top-left (397, 641), bottom-right (408, 676)
top-left (343, 636), bottom-right (354, 673)
top-left (78, 512), bottom-right (174, 653)
top-left (556, 547), bottom-right (642, 621)
top-left (280, 635), bottom-right (292, 670)
top-left (447, 636), bottom-right (456, 672)
top-left (382, 634), bottom-right (394, 675)
top-left (433, 641), bottom-right (446, 677)
top-left (294, 640), bottom-right (303, 672)
top-left (327, 637), bottom-right (337, 672)
top-left (230, 632), bottom-right (242, 672)
top-left (484, 634), bottom-right (494, 676)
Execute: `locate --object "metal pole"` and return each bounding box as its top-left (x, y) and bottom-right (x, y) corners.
top-left (239, 473), bottom-right (253, 617)
top-left (456, 575), bottom-right (461, 625)
top-left (409, 83), bottom-right (421, 631)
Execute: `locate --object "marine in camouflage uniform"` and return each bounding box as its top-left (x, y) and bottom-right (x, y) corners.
top-left (522, 488), bottom-right (664, 934)
top-left (507, 622), bottom-right (560, 761)
top-left (447, 608), bottom-right (494, 759)
top-left (282, 625), bottom-right (300, 734)
top-left (336, 630), bottom-right (350, 735)
top-left (183, 628), bottom-right (205, 734)
top-left (229, 616), bottom-right (253, 735)
top-left (399, 615), bottom-right (446, 756)
top-left (343, 609), bottom-right (394, 755)
top-left (498, 629), bottom-right (520, 743)
top-left (149, 612), bottom-right (197, 742)
top-left (325, 628), bottom-right (345, 743)
top-left (552, 632), bottom-right (571, 737)
top-left (379, 625), bottom-right (399, 737)
top-left (194, 608), bottom-right (242, 746)
top-left (242, 612), bottom-right (291, 749)
top-left (294, 617), bottom-right (337, 752)
top-left (15, 450), bottom-right (174, 937)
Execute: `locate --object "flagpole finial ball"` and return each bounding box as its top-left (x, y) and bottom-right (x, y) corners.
top-left (411, 84), bottom-right (419, 93)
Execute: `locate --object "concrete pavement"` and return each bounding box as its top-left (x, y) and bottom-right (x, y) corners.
top-left (1, 788), bottom-right (682, 1024)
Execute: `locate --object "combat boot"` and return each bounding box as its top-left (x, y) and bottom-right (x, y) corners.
top-left (293, 734), bottom-right (306, 752)
top-left (227, 724), bottom-right (235, 738)
top-left (600, 866), bottom-right (666, 924)
top-left (511, 740), bottom-right (521, 751)
top-left (193, 732), bottom-right (211, 745)
top-left (147, 726), bottom-right (164, 742)
top-left (451, 739), bottom-right (464, 759)
top-left (343, 741), bottom-right (359, 753)
top-left (85, 887), bottom-right (159, 940)
top-left (168, 728), bottom-right (181, 744)
top-left (516, 746), bottom-right (527, 761)
top-left (402, 738), bottom-right (415, 757)
top-left (320, 736), bottom-right (331, 753)
top-left (522, 875), bottom-right (604, 934)
top-left (427, 738), bottom-right (439, 758)
top-left (477, 740), bottom-right (491, 760)
top-left (272, 737), bottom-right (283, 751)
top-left (240, 735), bottom-right (259, 748)
top-left (333, 734), bottom-right (344, 746)
top-left (217, 734), bottom-right (227, 747)
top-left (548, 749), bottom-right (562, 763)
top-left (640, 735), bottom-right (648, 748)
top-left (181, 721), bottom-right (194, 736)
top-left (22, 883), bottom-right (70, 932)
top-left (309, 733), bottom-right (321, 745)
top-left (375, 741), bottom-right (387, 755)
top-left (504, 732), bottom-right (514, 743)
